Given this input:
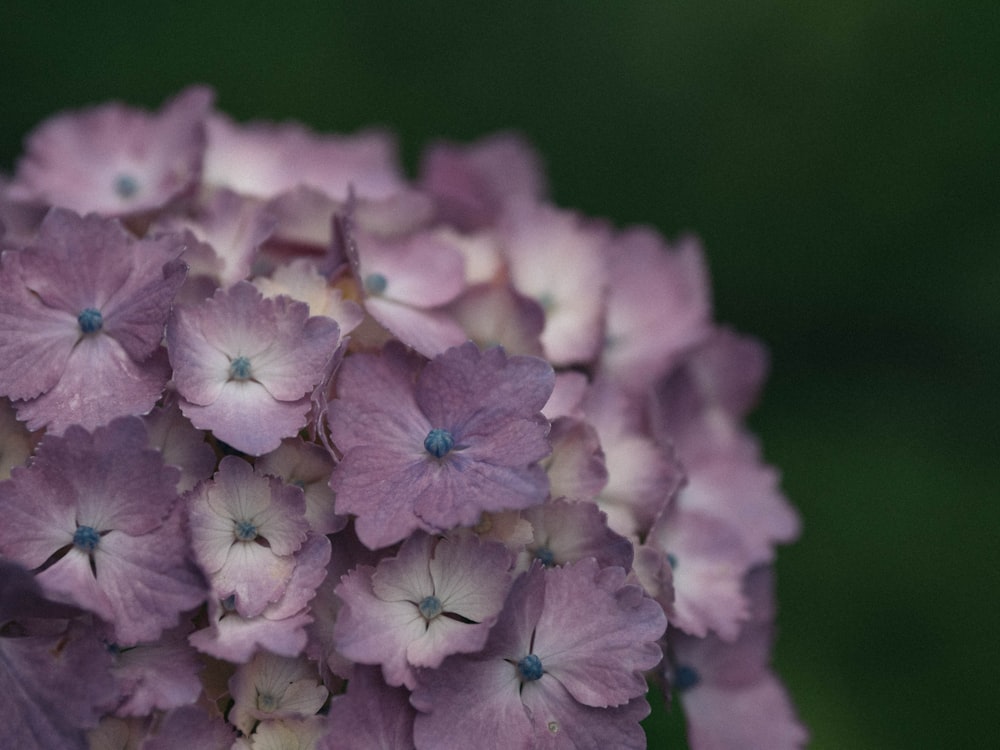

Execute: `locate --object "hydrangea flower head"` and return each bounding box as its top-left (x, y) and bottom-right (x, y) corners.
top-left (328, 341), bottom-right (554, 549)
top-left (0, 89), bottom-right (805, 749)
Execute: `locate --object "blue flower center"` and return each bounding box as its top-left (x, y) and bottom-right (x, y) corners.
top-left (534, 547), bottom-right (556, 567)
top-left (674, 664), bottom-right (700, 691)
top-left (424, 428), bottom-right (455, 458)
top-left (257, 692), bottom-right (278, 711)
top-left (77, 308), bottom-right (103, 334)
top-left (114, 174), bottom-right (139, 199)
top-left (73, 525), bottom-right (101, 552)
top-left (228, 356), bottom-right (252, 381)
top-left (418, 595), bottom-right (444, 620)
top-left (234, 520), bottom-right (258, 541)
top-left (517, 654), bottom-right (544, 682)
top-left (364, 273), bottom-right (388, 295)
top-left (667, 553), bottom-right (678, 569)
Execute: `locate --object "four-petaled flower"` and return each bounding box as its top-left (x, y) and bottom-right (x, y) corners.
top-left (328, 341), bottom-right (555, 549)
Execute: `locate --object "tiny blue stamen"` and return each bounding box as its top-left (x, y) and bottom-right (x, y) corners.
top-left (674, 664), bottom-right (700, 691)
top-left (667, 553), bottom-right (678, 569)
top-left (534, 547), bottom-right (556, 567)
top-left (114, 174), bottom-right (140, 199)
top-left (73, 525), bottom-right (101, 552)
top-left (257, 692), bottom-right (278, 711)
top-left (77, 308), bottom-right (103, 334)
top-left (424, 428), bottom-right (455, 458)
top-left (418, 595), bottom-right (444, 620)
top-left (234, 520), bottom-right (258, 541)
top-left (517, 654), bottom-right (544, 682)
top-left (364, 273), bottom-right (388, 295)
top-left (222, 595), bottom-right (237, 611)
top-left (229, 356), bottom-right (252, 381)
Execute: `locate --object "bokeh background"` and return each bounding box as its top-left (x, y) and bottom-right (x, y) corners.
top-left (2, 2), bottom-right (996, 747)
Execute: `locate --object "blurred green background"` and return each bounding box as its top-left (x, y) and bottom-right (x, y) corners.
top-left (2, 2), bottom-right (996, 747)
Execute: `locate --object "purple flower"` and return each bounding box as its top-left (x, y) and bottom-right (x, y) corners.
top-left (0, 209), bottom-right (186, 432)
top-left (647, 507), bottom-right (752, 641)
top-left (652, 332), bottom-right (801, 565)
top-left (500, 200), bottom-right (610, 367)
top-left (1, 560), bottom-right (117, 750)
top-left (6, 87), bottom-right (212, 218)
top-left (418, 133), bottom-right (546, 231)
top-left (323, 665), bottom-right (416, 750)
top-left (186, 456), bottom-right (309, 618)
top-left (153, 187), bottom-right (276, 293)
top-left (334, 532), bottom-right (513, 687)
top-left (670, 567), bottom-right (809, 750)
top-left (189, 533), bottom-right (331, 663)
top-left (257, 438), bottom-right (344, 535)
top-left (516, 498), bottom-right (633, 573)
top-left (581, 379), bottom-right (683, 540)
top-left (411, 558), bottom-right (666, 750)
top-left (598, 228), bottom-right (711, 394)
top-left (348, 224), bottom-right (469, 358)
top-left (109, 623), bottom-right (203, 717)
top-left (228, 650), bottom-right (328, 736)
top-left (328, 341), bottom-right (554, 549)
top-left (0, 418), bottom-right (206, 646)
top-left (203, 113), bottom-right (405, 201)
top-left (167, 281), bottom-right (340, 455)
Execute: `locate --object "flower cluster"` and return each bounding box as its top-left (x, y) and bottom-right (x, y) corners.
top-left (0, 88), bottom-right (806, 749)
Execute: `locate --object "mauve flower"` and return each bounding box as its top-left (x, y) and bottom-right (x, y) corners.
top-left (142, 399), bottom-right (216, 493)
top-left (418, 133), bottom-right (546, 231)
top-left (328, 341), bottom-right (554, 549)
top-left (109, 623), bottom-right (203, 717)
top-left (411, 558), bottom-right (666, 750)
top-left (228, 650), bottom-right (328, 736)
top-left (153, 187), bottom-right (276, 294)
top-left (347, 223), bottom-right (469, 358)
top-left (582, 379), bottom-right (682, 540)
top-left (189, 533), bottom-right (331, 663)
top-left (0, 209), bottom-right (187, 432)
top-left (323, 665), bottom-right (416, 750)
top-left (203, 113), bottom-right (405, 201)
top-left (0, 418), bottom-right (206, 646)
top-left (6, 87), bottom-right (212, 218)
top-left (256, 437), bottom-right (344, 535)
top-left (500, 200), bottom-right (610, 367)
top-left (334, 532), bottom-right (513, 687)
top-left (253, 258), bottom-right (364, 343)
top-left (598, 228), bottom-right (711, 394)
top-left (671, 567), bottom-right (808, 750)
top-left (542, 417), bottom-right (608, 503)
top-left (167, 281), bottom-right (340, 455)
top-left (1, 560), bottom-right (117, 750)
top-left (647, 507), bottom-right (752, 641)
top-left (516, 498), bottom-right (633, 573)
top-left (186, 456), bottom-right (309, 619)
top-left (652, 332), bottom-right (801, 565)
